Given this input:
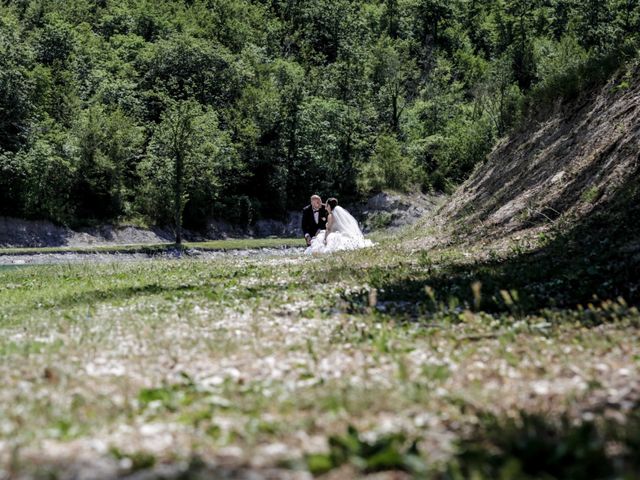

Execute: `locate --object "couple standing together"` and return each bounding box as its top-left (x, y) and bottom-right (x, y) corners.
top-left (301, 195), bottom-right (373, 254)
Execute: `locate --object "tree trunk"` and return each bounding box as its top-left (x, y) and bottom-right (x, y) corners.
top-left (391, 91), bottom-right (399, 133)
top-left (174, 151), bottom-right (183, 246)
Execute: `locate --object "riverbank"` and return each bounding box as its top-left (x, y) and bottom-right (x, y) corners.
top-left (0, 192), bottom-right (444, 249)
top-left (0, 238), bottom-right (307, 265)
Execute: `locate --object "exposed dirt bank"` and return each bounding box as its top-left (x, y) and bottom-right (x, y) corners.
top-left (0, 192), bottom-right (442, 248)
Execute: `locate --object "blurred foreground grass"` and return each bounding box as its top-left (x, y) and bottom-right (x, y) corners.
top-left (0, 229), bottom-right (639, 479)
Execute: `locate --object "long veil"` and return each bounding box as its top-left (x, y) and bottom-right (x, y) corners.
top-left (331, 206), bottom-right (364, 239)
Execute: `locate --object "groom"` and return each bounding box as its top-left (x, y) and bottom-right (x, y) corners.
top-left (301, 194), bottom-right (328, 246)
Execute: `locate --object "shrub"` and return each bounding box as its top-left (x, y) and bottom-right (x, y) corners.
top-left (357, 133), bottom-right (423, 195)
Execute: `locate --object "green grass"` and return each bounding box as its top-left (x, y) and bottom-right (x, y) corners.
top-left (0, 223), bottom-right (638, 479)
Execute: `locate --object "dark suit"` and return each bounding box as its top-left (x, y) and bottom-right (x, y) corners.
top-left (302, 204), bottom-right (328, 239)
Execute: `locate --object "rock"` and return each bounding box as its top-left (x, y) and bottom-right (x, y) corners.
top-left (254, 212), bottom-right (302, 238)
top-left (366, 192), bottom-right (408, 212)
top-left (0, 216), bottom-right (69, 247)
top-left (0, 217), bottom-right (188, 248)
top-left (206, 219), bottom-right (251, 239)
top-left (356, 191), bottom-right (446, 232)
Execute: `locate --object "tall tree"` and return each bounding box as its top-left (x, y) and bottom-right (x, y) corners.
top-left (504, 0), bottom-right (539, 89)
top-left (0, 13), bottom-right (34, 152)
top-left (139, 100), bottom-right (227, 244)
top-left (369, 38), bottom-right (419, 133)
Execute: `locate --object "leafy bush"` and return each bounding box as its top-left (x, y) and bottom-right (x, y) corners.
top-left (416, 115), bottom-right (495, 193)
top-left (533, 36), bottom-right (589, 102)
top-left (357, 133), bottom-right (423, 195)
top-left (306, 425), bottom-right (423, 475)
top-left (529, 35), bottom-right (639, 111)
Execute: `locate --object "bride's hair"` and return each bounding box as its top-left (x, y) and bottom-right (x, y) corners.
top-left (327, 198), bottom-right (338, 210)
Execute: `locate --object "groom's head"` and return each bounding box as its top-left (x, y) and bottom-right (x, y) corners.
top-left (310, 195), bottom-right (322, 211)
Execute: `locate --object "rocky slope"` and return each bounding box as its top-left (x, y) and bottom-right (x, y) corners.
top-left (442, 64), bottom-right (640, 244)
top-left (412, 63), bottom-right (640, 308)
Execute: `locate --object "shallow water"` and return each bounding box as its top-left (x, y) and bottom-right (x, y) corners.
top-left (0, 247), bottom-right (305, 266)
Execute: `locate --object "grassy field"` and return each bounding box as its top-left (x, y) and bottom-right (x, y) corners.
top-left (1, 226), bottom-right (639, 479)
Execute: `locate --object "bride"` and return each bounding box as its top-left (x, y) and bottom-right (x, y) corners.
top-left (305, 198), bottom-right (373, 254)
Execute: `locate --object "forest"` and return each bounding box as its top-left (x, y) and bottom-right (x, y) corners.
top-left (1, 0), bottom-right (638, 230)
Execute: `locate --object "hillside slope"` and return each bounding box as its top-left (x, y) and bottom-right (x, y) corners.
top-left (404, 64), bottom-right (640, 310)
top-left (444, 65), bottom-right (640, 244)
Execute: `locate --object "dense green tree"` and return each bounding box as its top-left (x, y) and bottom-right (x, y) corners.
top-left (33, 13), bottom-right (77, 67)
top-left (0, 13), bottom-right (33, 151)
top-left (369, 37), bottom-right (419, 133)
top-left (613, 0), bottom-right (640, 38)
top-left (0, 150), bottom-right (28, 216)
top-left (573, 0), bottom-right (614, 51)
top-left (139, 34), bottom-right (240, 110)
top-left (0, 0), bottom-right (636, 227)
top-left (357, 133), bottom-right (422, 194)
top-left (138, 100), bottom-right (232, 243)
top-left (19, 126), bottom-right (77, 224)
top-left (71, 106), bottom-right (144, 219)
top-left (479, 54), bottom-right (523, 136)
top-left (404, 0), bottom-right (455, 50)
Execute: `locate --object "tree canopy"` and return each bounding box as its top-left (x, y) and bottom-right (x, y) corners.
top-left (0, 0), bottom-right (637, 227)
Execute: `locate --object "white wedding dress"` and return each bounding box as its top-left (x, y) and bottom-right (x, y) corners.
top-left (305, 206), bottom-right (373, 255)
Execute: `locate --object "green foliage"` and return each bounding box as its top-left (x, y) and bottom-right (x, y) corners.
top-left (528, 35), bottom-right (637, 112)
top-left (139, 34), bottom-right (240, 107)
top-left (137, 99), bottom-right (235, 235)
top-left (479, 54), bottom-right (524, 136)
top-left (296, 97), bottom-right (353, 197)
top-left (0, 13), bottom-right (34, 151)
top-left (19, 128), bottom-right (77, 224)
top-left (357, 134), bottom-right (422, 194)
top-left (71, 105), bottom-right (144, 219)
top-left (33, 13), bottom-right (77, 67)
top-left (420, 115), bottom-right (495, 192)
top-left (0, 0), bottom-right (637, 227)
top-left (0, 151), bottom-right (28, 215)
top-left (306, 425), bottom-right (423, 475)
